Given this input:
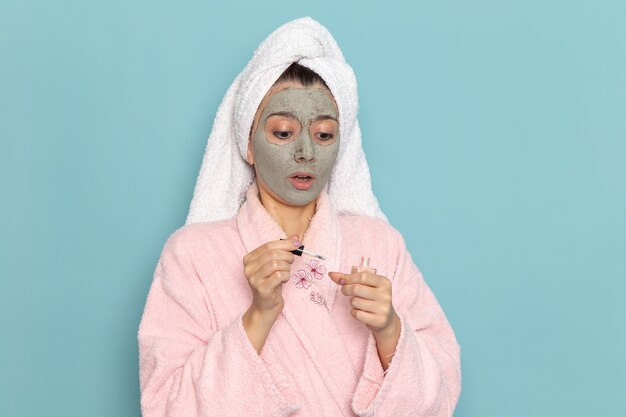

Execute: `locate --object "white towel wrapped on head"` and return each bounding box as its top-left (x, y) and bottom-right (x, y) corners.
top-left (186, 16), bottom-right (386, 225)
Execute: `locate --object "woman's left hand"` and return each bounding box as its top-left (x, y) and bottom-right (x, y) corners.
top-left (328, 271), bottom-right (400, 339)
top-left (329, 271), bottom-right (401, 370)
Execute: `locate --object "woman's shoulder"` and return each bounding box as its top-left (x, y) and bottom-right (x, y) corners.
top-left (161, 217), bottom-right (240, 255)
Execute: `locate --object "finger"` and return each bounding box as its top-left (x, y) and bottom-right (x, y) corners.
top-left (246, 238), bottom-right (300, 264)
top-left (256, 247), bottom-right (295, 266)
top-left (277, 269), bottom-right (292, 284)
top-left (256, 260), bottom-right (292, 282)
top-left (246, 258), bottom-right (291, 286)
top-left (349, 296), bottom-right (379, 313)
top-left (244, 249), bottom-right (294, 281)
top-left (329, 271), bottom-right (384, 288)
top-left (328, 272), bottom-right (347, 285)
top-left (350, 309), bottom-right (382, 328)
top-left (341, 283), bottom-right (379, 301)
top-left (245, 237), bottom-right (302, 264)
top-left (346, 272), bottom-right (388, 288)
top-left (263, 270), bottom-right (291, 292)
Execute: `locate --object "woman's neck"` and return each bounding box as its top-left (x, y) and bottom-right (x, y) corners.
top-left (257, 186), bottom-right (317, 240)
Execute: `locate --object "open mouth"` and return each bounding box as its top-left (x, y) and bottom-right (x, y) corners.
top-left (289, 172), bottom-right (316, 190)
top-left (290, 172), bottom-right (316, 181)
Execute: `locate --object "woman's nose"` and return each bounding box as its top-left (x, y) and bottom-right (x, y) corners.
top-left (294, 132), bottom-right (315, 162)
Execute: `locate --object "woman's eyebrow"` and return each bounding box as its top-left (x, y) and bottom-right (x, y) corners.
top-left (268, 111), bottom-right (298, 120)
top-left (268, 112), bottom-right (338, 123)
top-left (313, 115), bottom-right (338, 122)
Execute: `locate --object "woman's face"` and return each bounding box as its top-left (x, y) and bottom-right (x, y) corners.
top-left (247, 81), bottom-right (340, 206)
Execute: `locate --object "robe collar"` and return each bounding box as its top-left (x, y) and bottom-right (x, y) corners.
top-left (236, 180), bottom-right (359, 415)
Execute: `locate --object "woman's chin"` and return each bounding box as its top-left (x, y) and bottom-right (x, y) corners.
top-left (279, 189), bottom-right (320, 207)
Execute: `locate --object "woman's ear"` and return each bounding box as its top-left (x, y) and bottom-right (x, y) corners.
top-left (246, 142), bottom-right (254, 166)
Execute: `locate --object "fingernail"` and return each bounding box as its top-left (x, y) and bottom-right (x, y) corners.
top-left (338, 278), bottom-right (345, 285)
top-left (293, 241), bottom-right (303, 247)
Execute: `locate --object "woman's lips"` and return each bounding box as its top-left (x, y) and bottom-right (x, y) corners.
top-left (288, 172), bottom-right (316, 190)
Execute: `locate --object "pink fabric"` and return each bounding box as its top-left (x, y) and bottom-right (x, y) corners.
top-left (138, 182), bottom-right (461, 416)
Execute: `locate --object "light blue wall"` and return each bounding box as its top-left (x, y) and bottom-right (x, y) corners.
top-left (2, 1), bottom-right (625, 416)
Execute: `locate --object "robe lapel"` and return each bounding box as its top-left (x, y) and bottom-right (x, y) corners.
top-left (236, 182), bottom-right (358, 416)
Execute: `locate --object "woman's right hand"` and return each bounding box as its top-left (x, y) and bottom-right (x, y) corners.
top-left (242, 234), bottom-right (300, 323)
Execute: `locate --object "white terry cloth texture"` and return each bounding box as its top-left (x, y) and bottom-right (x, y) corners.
top-left (186, 16), bottom-right (387, 225)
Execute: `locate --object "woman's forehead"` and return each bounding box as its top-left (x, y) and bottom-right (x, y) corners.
top-left (262, 88), bottom-right (338, 118)
top-left (253, 82), bottom-right (338, 125)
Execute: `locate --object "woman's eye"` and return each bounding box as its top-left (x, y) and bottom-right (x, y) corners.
top-left (316, 132), bottom-right (334, 141)
top-left (273, 131), bottom-right (292, 140)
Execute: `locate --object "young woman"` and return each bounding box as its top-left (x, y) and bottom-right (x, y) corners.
top-left (138, 17), bottom-right (461, 417)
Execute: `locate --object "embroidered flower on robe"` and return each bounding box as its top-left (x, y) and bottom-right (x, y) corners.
top-left (292, 269), bottom-right (313, 289)
top-left (307, 260), bottom-right (326, 280)
top-left (310, 291), bottom-right (328, 310)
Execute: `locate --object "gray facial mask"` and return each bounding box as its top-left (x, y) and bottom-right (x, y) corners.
top-left (251, 87), bottom-right (340, 206)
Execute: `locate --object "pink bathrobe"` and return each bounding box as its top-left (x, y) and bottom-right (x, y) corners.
top-left (138, 182), bottom-right (461, 416)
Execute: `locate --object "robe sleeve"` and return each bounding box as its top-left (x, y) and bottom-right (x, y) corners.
top-left (138, 230), bottom-right (300, 417)
top-left (351, 230), bottom-right (462, 417)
